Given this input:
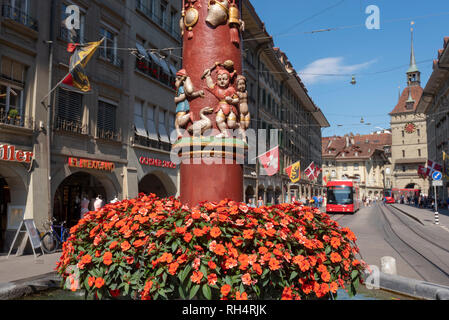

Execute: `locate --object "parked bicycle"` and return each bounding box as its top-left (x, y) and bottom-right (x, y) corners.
top-left (40, 218), bottom-right (69, 253)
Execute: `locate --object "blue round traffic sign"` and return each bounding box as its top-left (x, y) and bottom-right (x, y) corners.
top-left (432, 171), bottom-right (442, 181)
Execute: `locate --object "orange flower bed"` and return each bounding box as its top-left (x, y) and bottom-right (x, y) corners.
top-left (56, 194), bottom-right (366, 300)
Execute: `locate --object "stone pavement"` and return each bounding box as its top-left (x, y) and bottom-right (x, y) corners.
top-left (391, 204), bottom-right (449, 231)
top-left (0, 252), bottom-right (61, 283)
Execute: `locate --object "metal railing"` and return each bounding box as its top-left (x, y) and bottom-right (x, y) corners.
top-left (54, 116), bottom-right (87, 135)
top-left (134, 133), bottom-right (171, 151)
top-left (0, 109), bottom-right (33, 129)
top-left (97, 127), bottom-right (122, 142)
top-left (99, 48), bottom-right (123, 68)
top-left (1, 4), bottom-right (38, 31)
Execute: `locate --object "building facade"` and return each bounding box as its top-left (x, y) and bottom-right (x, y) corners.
top-left (416, 36), bottom-right (449, 201)
top-left (322, 131), bottom-right (392, 200)
top-left (241, 0), bottom-right (329, 205)
top-left (0, 0), bottom-right (182, 251)
top-left (389, 28), bottom-right (429, 194)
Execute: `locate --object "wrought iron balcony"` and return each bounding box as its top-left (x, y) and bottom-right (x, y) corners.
top-left (99, 48), bottom-right (123, 68)
top-left (1, 4), bottom-right (38, 31)
top-left (54, 116), bottom-right (87, 135)
top-left (97, 127), bottom-right (122, 142)
top-left (0, 109), bottom-right (33, 129)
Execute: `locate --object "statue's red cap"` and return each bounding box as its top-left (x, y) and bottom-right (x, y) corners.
top-left (176, 69), bottom-right (187, 76)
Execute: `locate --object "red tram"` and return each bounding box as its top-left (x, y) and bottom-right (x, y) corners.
top-left (326, 181), bottom-right (361, 214)
top-left (383, 189), bottom-right (395, 204)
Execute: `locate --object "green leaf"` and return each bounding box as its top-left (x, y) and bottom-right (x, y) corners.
top-left (189, 284), bottom-right (200, 299)
top-left (179, 265), bottom-right (192, 284)
top-left (171, 241), bottom-right (178, 252)
top-left (178, 286), bottom-right (186, 299)
top-left (289, 271), bottom-right (298, 281)
top-left (325, 245), bottom-right (331, 255)
top-left (158, 288), bottom-right (168, 299)
top-left (351, 270), bottom-right (359, 280)
top-left (202, 284), bottom-right (212, 300)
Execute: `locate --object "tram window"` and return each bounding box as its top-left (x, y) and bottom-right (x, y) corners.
top-left (327, 186), bottom-right (353, 205)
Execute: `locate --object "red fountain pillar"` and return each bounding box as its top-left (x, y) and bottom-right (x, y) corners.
top-left (173, 0), bottom-right (247, 206)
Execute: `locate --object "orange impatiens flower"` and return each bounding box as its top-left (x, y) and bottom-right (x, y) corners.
top-left (207, 273), bottom-right (218, 286)
top-left (109, 241), bottom-right (118, 250)
top-left (103, 251), bottom-right (113, 266)
top-left (243, 229), bottom-right (254, 239)
top-left (268, 258), bottom-right (281, 271)
top-left (168, 262), bottom-right (179, 275)
top-left (133, 239), bottom-right (145, 248)
top-left (95, 277), bottom-right (105, 288)
top-left (184, 232), bottom-right (193, 243)
top-left (208, 260), bottom-right (217, 270)
top-left (330, 237), bottom-right (341, 249)
top-left (210, 227), bottom-right (222, 238)
top-left (221, 284), bottom-right (231, 296)
top-left (214, 244), bottom-right (226, 256)
top-left (88, 276), bottom-right (95, 287)
top-left (190, 271), bottom-right (204, 284)
top-left (121, 241), bottom-right (131, 252)
top-left (252, 263), bottom-right (262, 275)
top-left (330, 252), bottom-right (342, 263)
top-left (241, 273), bottom-right (252, 286)
top-left (235, 291), bottom-right (248, 300)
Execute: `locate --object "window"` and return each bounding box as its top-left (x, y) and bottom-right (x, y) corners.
top-left (137, 0), bottom-right (154, 15)
top-left (169, 9), bottom-right (177, 34)
top-left (97, 100), bottom-right (117, 139)
top-left (343, 163), bottom-right (347, 171)
top-left (146, 105), bottom-right (158, 140)
top-left (158, 109), bottom-right (170, 143)
top-left (1, 57), bottom-right (26, 83)
top-left (402, 166), bottom-right (406, 172)
top-left (418, 149), bottom-right (421, 157)
top-left (55, 88), bottom-right (84, 133)
top-left (100, 25), bottom-right (121, 66)
top-left (159, 0), bottom-right (167, 27)
top-left (354, 163), bottom-right (359, 171)
top-left (402, 130), bottom-right (404, 137)
top-left (402, 150), bottom-right (405, 158)
top-left (417, 129), bottom-right (420, 136)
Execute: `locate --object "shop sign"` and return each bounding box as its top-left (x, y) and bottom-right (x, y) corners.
top-left (139, 156), bottom-right (177, 169)
top-left (0, 144), bottom-right (33, 163)
top-left (68, 157), bottom-right (115, 171)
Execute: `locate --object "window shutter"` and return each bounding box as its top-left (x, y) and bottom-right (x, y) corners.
top-left (98, 100), bottom-right (116, 132)
top-left (57, 89), bottom-right (82, 123)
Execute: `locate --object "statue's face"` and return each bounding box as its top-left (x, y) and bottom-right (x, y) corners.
top-left (175, 75), bottom-right (185, 88)
top-left (217, 73), bottom-right (230, 88)
top-left (237, 79), bottom-right (246, 92)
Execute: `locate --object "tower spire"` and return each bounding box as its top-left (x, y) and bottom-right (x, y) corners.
top-left (406, 22), bottom-right (420, 86)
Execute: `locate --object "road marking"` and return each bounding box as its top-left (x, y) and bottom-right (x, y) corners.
top-left (439, 225), bottom-right (449, 234)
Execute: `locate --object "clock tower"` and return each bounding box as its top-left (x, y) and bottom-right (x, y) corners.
top-left (389, 23), bottom-right (429, 195)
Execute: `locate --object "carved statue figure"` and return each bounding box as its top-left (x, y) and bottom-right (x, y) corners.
top-left (203, 65), bottom-right (239, 138)
top-left (236, 75), bottom-right (250, 139)
top-left (175, 69), bottom-right (205, 138)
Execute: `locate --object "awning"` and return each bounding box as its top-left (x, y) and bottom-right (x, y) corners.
top-left (148, 51), bottom-right (171, 75)
top-left (136, 43), bottom-right (149, 61)
top-left (169, 64), bottom-right (178, 77)
top-left (134, 115), bottom-right (148, 138)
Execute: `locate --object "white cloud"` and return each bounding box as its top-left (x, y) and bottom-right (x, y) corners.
top-left (299, 57), bottom-right (376, 85)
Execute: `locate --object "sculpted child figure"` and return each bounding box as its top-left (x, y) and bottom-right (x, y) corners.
top-left (235, 75), bottom-right (250, 139)
top-left (203, 67), bottom-right (239, 138)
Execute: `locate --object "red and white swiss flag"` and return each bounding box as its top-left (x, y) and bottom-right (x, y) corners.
top-left (258, 146), bottom-right (279, 176)
top-left (418, 165), bottom-right (430, 177)
top-left (305, 162), bottom-right (316, 180)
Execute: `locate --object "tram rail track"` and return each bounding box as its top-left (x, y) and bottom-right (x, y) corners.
top-left (378, 204), bottom-right (449, 284)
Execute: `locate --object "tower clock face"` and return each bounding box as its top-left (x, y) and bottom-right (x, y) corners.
top-left (405, 122), bottom-right (416, 134)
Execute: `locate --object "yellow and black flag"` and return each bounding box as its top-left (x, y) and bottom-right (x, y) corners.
top-left (285, 161), bottom-right (301, 183)
top-left (62, 38), bottom-right (104, 93)
top-left (443, 151), bottom-right (449, 179)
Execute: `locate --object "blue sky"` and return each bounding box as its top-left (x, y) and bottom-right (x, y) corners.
top-left (251, 0), bottom-right (449, 137)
